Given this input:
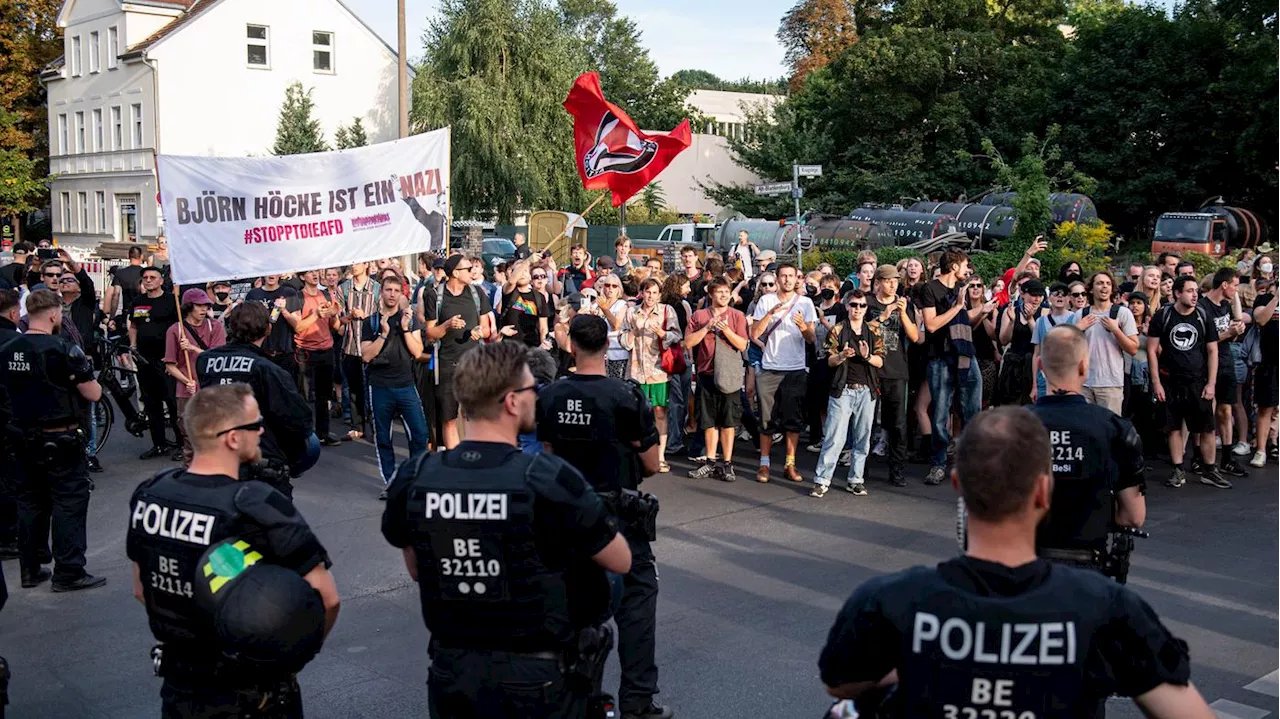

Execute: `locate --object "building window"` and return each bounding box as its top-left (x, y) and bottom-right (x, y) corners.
top-left (247, 25), bottom-right (269, 67)
top-left (107, 26), bottom-right (118, 69)
top-left (131, 103), bottom-right (142, 147)
top-left (61, 193), bottom-right (71, 231)
top-left (71, 35), bottom-right (82, 76)
top-left (92, 108), bottom-right (103, 151)
top-left (89, 31), bottom-right (100, 73)
top-left (97, 191), bottom-right (107, 232)
top-left (312, 31), bottom-right (333, 72)
top-left (74, 111), bottom-right (85, 152)
top-left (111, 106), bottom-right (122, 149)
top-left (57, 114), bottom-right (67, 154)
top-left (79, 192), bottom-right (89, 231)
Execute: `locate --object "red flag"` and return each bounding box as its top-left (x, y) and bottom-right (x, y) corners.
top-left (563, 72), bottom-right (692, 207)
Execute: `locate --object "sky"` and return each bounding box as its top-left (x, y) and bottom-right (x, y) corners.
top-left (345, 0), bottom-right (790, 81)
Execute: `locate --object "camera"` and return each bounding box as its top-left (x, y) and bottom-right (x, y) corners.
top-left (36, 248), bottom-right (59, 261)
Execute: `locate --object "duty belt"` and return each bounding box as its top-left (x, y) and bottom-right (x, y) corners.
top-left (428, 639), bottom-right (562, 662)
top-left (1038, 546), bottom-right (1103, 565)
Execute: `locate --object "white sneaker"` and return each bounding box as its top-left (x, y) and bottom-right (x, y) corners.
top-left (1233, 442), bottom-right (1252, 457)
top-left (1251, 450), bottom-right (1266, 468)
top-left (805, 443), bottom-right (822, 453)
top-left (838, 450), bottom-right (852, 467)
top-left (871, 433), bottom-right (886, 457)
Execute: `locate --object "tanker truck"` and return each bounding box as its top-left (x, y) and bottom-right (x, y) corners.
top-left (639, 218), bottom-right (802, 258)
top-left (1150, 197), bottom-right (1267, 258)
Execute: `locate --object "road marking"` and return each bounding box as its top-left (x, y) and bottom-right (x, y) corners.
top-left (1245, 670), bottom-right (1280, 698)
top-left (1209, 699), bottom-right (1271, 719)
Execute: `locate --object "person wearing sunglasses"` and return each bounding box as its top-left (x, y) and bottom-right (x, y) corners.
top-left (385, 340), bottom-right (633, 719)
top-left (1030, 282), bottom-right (1078, 401)
top-left (497, 260), bottom-right (551, 348)
top-left (423, 254), bottom-right (494, 449)
top-left (810, 290), bottom-right (884, 498)
top-left (128, 382), bottom-right (341, 717)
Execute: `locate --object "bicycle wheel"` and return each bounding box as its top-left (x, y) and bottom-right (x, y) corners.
top-left (94, 398), bottom-right (114, 455)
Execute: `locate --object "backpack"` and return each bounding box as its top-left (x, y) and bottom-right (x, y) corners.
top-left (1241, 324), bottom-right (1263, 367)
top-left (433, 283), bottom-right (483, 381)
top-left (1079, 303), bottom-right (1123, 321)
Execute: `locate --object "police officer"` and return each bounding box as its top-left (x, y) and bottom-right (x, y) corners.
top-left (382, 342), bottom-right (631, 718)
top-left (127, 383), bottom-right (340, 717)
top-left (536, 315), bottom-right (672, 719)
top-left (196, 302), bottom-right (315, 498)
top-left (0, 289), bottom-right (105, 592)
top-left (819, 407), bottom-right (1212, 719)
top-left (1032, 324), bottom-right (1146, 576)
top-left (0, 289), bottom-right (23, 559)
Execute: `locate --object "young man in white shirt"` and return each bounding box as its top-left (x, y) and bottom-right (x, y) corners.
top-left (750, 264), bottom-right (817, 483)
top-left (1076, 271), bottom-right (1139, 414)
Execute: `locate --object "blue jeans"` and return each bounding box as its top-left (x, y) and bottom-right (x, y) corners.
top-left (87, 402), bottom-right (98, 455)
top-left (666, 365), bottom-right (692, 452)
top-left (814, 386), bottom-right (876, 486)
top-left (370, 383), bottom-right (429, 484)
top-left (927, 359), bottom-right (983, 469)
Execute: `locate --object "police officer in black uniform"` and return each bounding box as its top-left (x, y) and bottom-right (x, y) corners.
top-left (0, 289), bottom-right (106, 592)
top-left (196, 302), bottom-right (315, 498)
top-left (536, 315), bottom-right (672, 719)
top-left (127, 383), bottom-right (340, 717)
top-left (382, 342), bottom-right (632, 718)
top-left (0, 288), bottom-right (24, 560)
top-left (1032, 324), bottom-right (1146, 578)
top-left (818, 407), bottom-right (1212, 719)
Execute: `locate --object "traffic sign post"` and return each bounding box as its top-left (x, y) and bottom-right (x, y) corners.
top-left (754, 182), bottom-right (793, 196)
top-left (796, 164), bottom-right (823, 177)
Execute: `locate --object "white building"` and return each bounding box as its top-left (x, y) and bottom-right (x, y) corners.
top-left (649, 89), bottom-right (785, 217)
top-left (42, 0), bottom-right (409, 249)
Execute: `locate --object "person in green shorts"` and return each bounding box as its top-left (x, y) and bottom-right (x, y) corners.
top-left (624, 278), bottom-right (684, 472)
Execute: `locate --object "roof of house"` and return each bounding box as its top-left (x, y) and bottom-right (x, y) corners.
top-left (118, 0), bottom-right (221, 59)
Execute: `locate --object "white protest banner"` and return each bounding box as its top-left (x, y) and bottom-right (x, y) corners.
top-left (158, 127), bottom-right (450, 286)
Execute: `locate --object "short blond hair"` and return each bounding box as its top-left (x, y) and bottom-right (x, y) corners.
top-left (454, 342), bottom-right (529, 421)
top-left (185, 383), bottom-right (254, 450)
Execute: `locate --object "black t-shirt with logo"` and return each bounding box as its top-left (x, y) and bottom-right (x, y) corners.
top-left (1149, 303), bottom-right (1218, 381)
top-left (500, 289), bottom-right (551, 347)
top-left (113, 265), bottom-right (145, 319)
top-left (1197, 295), bottom-right (1234, 376)
top-left (866, 296), bottom-right (911, 380)
top-left (129, 292), bottom-right (179, 360)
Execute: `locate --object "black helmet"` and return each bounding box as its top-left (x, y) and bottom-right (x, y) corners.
top-left (194, 539), bottom-right (326, 674)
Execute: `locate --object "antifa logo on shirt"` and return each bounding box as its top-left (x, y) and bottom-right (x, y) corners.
top-left (1170, 322), bottom-right (1199, 351)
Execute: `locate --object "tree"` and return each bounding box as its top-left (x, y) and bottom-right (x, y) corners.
top-left (413, 0), bottom-right (586, 222)
top-left (777, 0), bottom-right (860, 89)
top-left (670, 69), bottom-right (788, 95)
top-left (558, 0), bottom-right (698, 130)
top-left (272, 82), bottom-right (327, 155)
top-left (0, 0), bottom-right (62, 238)
top-left (638, 182), bottom-right (665, 216)
top-left (334, 117), bottom-right (368, 149)
top-left (0, 108), bottom-right (49, 225)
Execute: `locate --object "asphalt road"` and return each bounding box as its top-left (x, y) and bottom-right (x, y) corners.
top-left (2, 422), bottom-right (1276, 718)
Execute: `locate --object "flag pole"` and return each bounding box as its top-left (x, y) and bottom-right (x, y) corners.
top-left (153, 149), bottom-right (195, 386)
top-left (542, 193), bottom-right (608, 261)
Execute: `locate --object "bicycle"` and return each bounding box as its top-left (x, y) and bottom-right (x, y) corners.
top-left (92, 337), bottom-right (150, 454)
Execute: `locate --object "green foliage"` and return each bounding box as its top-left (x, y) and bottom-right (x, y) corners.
top-left (709, 0), bottom-right (1275, 244)
top-left (334, 117), bottom-right (368, 150)
top-left (0, 108), bottom-right (49, 218)
top-left (638, 182), bottom-right (665, 216)
top-left (272, 82), bottom-right (327, 155)
top-left (669, 69), bottom-right (788, 95)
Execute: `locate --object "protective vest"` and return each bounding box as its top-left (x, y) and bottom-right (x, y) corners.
top-left (0, 334), bottom-right (87, 426)
top-left (405, 450), bottom-right (572, 652)
top-left (885, 565), bottom-right (1115, 716)
top-left (196, 343), bottom-right (298, 463)
top-left (538, 376), bottom-right (648, 493)
top-left (128, 470), bottom-right (247, 652)
top-left (1032, 395), bottom-right (1135, 549)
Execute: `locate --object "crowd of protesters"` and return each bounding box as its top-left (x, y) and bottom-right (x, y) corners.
top-left (0, 232), bottom-right (1274, 498)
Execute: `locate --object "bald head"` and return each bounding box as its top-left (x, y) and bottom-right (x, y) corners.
top-left (1039, 324), bottom-right (1088, 388)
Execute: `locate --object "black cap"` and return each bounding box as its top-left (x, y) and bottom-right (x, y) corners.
top-left (1021, 279), bottom-right (1047, 297)
top-left (1048, 282), bottom-right (1070, 296)
top-left (432, 258), bottom-right (446, 270)
top-left (443, 254), bottom-right (468, 275)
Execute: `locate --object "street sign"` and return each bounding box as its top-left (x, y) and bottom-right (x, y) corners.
top-left (795, 164), bottom-right (823, 177)
top-left (791, 185), bottom-right (804, 199)
top-left (754, 182), bottom-right (793, 196)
